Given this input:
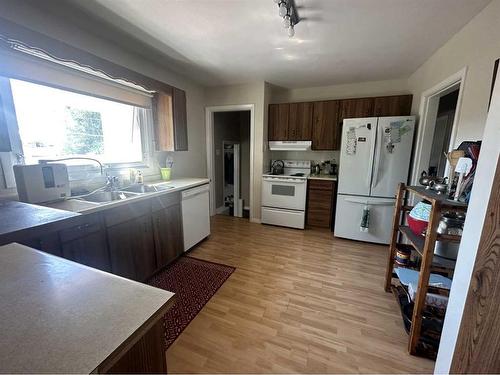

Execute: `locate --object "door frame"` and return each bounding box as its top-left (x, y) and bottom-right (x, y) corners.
top-left (410, 67), bottom-right (467, 184)
top-left (205, 104), bottom-right (255, 219)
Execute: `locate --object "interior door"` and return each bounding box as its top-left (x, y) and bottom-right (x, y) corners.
top-left (338, 118), bottom-right (377, 196)
top-left (370, 116), bottom-right (415, 198)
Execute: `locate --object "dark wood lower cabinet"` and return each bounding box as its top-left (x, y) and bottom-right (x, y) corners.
top-left (107, 214), bottom-right (156, 282)
top-left (10, 190), bottom-right (187, 283)
top-left (19, 232), bottom-right (62, 257)
top-left (60, 215), bottom-right (111, 272)
top-left (152, 204), bottom-right (183, 271)
top-left (102, 319), bottom-right (167, 374)
top-left (306, 179), bottom-right (337, 229)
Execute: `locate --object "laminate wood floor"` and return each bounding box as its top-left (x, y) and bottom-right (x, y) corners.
top-left (167, 215), bottom-right (435, 373)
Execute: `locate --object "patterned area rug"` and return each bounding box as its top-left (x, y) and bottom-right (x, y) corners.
top-left (148, 256), bottom-right (235, 349)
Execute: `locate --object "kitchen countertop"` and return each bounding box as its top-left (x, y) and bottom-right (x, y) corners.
top-left (0, 243), bottom-right (175, 373)
top-left (308, 174), bottom-right (338, 181)
top-left (44, 177), bottom-right (209, 214)
top-left (0, 200), bottom-right (80, 238)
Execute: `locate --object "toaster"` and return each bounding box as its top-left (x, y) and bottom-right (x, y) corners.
top-left (13, 163), bottom-right (70, 203)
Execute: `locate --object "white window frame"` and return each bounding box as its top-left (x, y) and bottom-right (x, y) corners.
top-left (2, 76), bottom-right (159, 184)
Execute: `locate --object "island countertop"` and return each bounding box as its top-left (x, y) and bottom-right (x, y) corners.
top-left (0, 243), bottom-right (174, 373)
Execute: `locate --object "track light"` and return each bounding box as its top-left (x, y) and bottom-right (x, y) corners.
top-left (273, 0), bottom-right (300, 38)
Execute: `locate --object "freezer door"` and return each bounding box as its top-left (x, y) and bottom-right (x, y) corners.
top-left (334, 194), bottom-right (395, 244)
top-left (338, 118), bottom-right (377, 196)
top-left (370, 116), bottom-right (415, 198)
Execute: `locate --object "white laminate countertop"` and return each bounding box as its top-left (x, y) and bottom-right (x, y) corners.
top-left (43, 177), bottom-right (209, 214)
top-left (308, 174), bottom-right (338, 181)
top-left (0, 243), bottom-right (175, 374)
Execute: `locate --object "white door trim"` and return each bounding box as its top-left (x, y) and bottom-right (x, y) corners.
top-left (411, 67), bottom-right (467, 184)
top-left (205, 104), bottom-right (255, 220)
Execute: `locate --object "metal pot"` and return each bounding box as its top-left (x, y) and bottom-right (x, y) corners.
top-left (432, 178), bottom-right (449, 195)
top-left (312, 164), bottom-right (321, 175)
top-left (419, 171), bottom-right (439, 189)
top-left (434, 213), bottom-right (465, 260)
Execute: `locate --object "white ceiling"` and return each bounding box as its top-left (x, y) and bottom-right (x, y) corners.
top-left (74, 0), bottom-right (490, 88)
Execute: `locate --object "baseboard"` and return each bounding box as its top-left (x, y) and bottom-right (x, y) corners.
top-left (250, 218), bottom-right (261, 224)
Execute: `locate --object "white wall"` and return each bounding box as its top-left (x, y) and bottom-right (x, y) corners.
top-left (435, 70), bottom-right (500, 375)
top-left (0, 1), bottom-right (207, 180)
top-left (408, 0), bottom-right (500, 147)
top-left (271, 78), bottom-right (410, 103)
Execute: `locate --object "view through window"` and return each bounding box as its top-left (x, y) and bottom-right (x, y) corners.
top-left (10, 79), bottom-right (144, 165)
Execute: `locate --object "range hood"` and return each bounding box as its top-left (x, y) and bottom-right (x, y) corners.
top-left (268, 141), bottom-right (312, 151)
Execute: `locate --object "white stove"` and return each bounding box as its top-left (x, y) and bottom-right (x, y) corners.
top-left (261, 160), bottom-right (310, 229)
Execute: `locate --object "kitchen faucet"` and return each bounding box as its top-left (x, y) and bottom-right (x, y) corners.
top-left (105, 175), bottom-right (120, 191)
top-left (38, 157), bottom-right (105, 175)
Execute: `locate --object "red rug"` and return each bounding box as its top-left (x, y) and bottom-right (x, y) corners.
top-left (148, 256), bottom-right (235, 349)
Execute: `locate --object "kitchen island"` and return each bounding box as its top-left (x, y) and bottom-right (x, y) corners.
top-left (0, 242), bottom-right (174, 373)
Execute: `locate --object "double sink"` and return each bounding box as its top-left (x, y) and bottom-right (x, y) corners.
top-left (75, 183), bottom-right (175, 203)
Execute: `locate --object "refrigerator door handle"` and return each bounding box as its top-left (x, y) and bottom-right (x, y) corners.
top-left (372, 128), bottom-right (382, 189)
top-left (366, 122), bottom-right (376, 190)
top-left (345, 197), bottom-right (395, 206)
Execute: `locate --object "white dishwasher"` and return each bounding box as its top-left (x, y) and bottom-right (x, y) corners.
top-left (182, 183), bottom-right (211, 251)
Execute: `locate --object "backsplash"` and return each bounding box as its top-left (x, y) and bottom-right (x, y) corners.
top-left (268, 150), bottom-right (340, 172)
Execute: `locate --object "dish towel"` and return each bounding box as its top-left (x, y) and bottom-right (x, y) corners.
top-left (360, 205), bottom-right (370, 232)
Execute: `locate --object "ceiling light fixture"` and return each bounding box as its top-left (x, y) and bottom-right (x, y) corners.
top-left (274, 0), bottom-right (300, 38)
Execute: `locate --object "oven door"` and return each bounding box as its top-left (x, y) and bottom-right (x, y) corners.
top-left (261, 176), bottom-right (307, 210)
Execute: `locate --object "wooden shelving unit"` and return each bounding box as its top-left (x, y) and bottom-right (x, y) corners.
top-left (384, 183), bottom-right (467, 356)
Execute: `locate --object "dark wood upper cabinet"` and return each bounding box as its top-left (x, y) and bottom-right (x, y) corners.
top-left (153, 87), bottom-right (188, 152)
top-left (339, 97), bottom-right (375, 120)
top-left (288, 102), bottom-right (313, 140)
top-left (312, 101), bottom-right (340, 150)
top-left (373, 95), bottom-right (412, 117)
top-left (172, 87), bottom-right (188, 151)
top-left (268, 103), bottom-right (289, 140)
top-left (268, 95), bottom-right (413, 149)
top-left (60, 215), bottom-right (110, 272)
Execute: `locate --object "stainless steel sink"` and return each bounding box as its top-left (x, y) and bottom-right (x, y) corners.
top-left (122, 183), bottom-right (175, 193)
top-left (77, 190), bottom-right (140, 203)
top-left (121, 184), bottom-right (157, 193)
top-left (150, 183), bottom-right (175, 192)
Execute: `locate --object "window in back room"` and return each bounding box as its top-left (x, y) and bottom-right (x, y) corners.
top-left (9, 78), bottom-right (144, 166)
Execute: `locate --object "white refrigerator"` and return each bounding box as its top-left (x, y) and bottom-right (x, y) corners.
top-left (334, 116), bottom-right (415, 244)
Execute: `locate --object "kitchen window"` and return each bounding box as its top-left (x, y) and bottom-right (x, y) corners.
top-left (10, 78), bottom-right (149, 167)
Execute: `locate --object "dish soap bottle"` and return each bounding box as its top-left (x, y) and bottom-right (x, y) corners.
top-left (136, 170), bottom-right (144, 184)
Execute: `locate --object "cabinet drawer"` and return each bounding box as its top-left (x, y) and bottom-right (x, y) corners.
top-left (103, 200), bottom-right (151, 227)
top-left (59, 216), bottom-right (102, 243)
top-left (308, 179), bottom-right (334, 191)
top-left (150, 192), bottom-right (181, 212)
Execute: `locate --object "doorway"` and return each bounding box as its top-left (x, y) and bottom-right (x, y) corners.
top-left (428, 89), bottom-right (460, 176)
top-left (411, 68), bottom-right (466, 183)
top-left (212, 110), bottom-right (251, 219)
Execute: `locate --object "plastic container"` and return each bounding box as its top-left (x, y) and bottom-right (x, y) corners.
top-left (408, 201), bottom-right (432, 235)
top-left (160, 168), bottom-right (172, 181)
